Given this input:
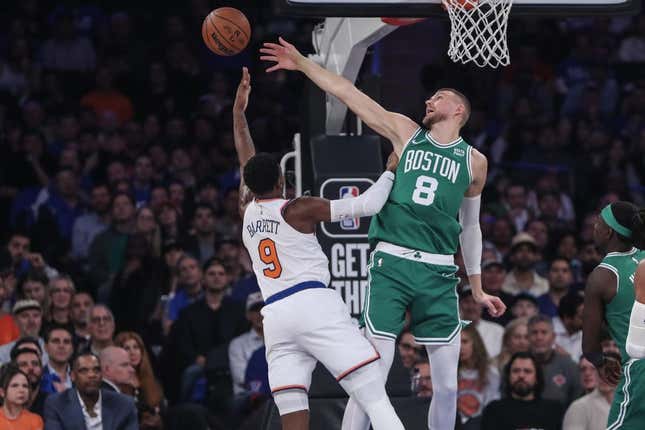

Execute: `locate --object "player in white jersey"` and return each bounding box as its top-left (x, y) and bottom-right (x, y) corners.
top-left (233, 67), bottom-right (405, 430)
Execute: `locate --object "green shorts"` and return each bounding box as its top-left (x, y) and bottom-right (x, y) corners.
top-left (607, 359), bottom-right (645, 430)
top-left (360, 249), bottom-right (461, 345)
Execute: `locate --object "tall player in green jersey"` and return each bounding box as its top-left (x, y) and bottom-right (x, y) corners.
top-left (261, 37), bottom-right (506, 430)
top-left (583, 202), bottom-right (645, 430)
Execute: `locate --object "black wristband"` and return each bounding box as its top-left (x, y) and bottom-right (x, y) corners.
top-left (584, 351), bottom-right (604, 368)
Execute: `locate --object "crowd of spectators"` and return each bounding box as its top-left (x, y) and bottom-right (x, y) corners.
top-left (0, 1), bottom-right (643, 429)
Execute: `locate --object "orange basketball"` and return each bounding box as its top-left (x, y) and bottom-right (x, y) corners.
top-left (202, 7), bottom-right (251, 56)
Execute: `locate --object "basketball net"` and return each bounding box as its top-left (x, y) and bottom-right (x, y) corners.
top-left (442, 0), bottom-right (513, 68)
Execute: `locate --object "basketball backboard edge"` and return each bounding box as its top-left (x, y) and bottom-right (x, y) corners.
top-left (273, 0), bottom-right (641, 17)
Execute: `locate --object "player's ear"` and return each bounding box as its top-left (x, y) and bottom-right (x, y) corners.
top-left (276, 174), bottom-right (285, 194)
top-left (454, 103), bottom-right (465, 119)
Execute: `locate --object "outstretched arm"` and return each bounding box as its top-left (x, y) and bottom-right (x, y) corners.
top-left (583, 266), bottom-right (621, 385)
top-left (260, 37), bottom-right (418, 155)
top-left (627, 260), bottom-right (645, 358)
top-left (233, 67), bottom-right (256, 216)
top-left (460, 150), bottom-right (505, 318)
top-left (283, 152), bottom-right (399, 233)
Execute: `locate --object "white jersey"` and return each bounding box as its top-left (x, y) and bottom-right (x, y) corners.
top-left (242, 198), bottom-right (331, 300)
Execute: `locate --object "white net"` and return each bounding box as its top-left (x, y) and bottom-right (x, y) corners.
top-left (442, 0), bottom-right (514, 68)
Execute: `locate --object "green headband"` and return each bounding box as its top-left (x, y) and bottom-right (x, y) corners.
top-left (600, 205), bottom-right (632, 238)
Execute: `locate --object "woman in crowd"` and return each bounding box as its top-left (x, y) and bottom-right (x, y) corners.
top-left (0, 364), bottom-right (43, 429)
top-left (492, 318), bottom-right (530, 373)
top-left (457, 325), bottom-right (500, 430)
top-left (157, 202), bottom-right (181, 243)
top-left (136, 206), bottom-right (162, 258)
top-left (114, 331), bottom-right (165, 428)
top-left (46, 275), bottom-right (75, 329)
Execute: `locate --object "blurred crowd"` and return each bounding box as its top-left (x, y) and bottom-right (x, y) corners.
top-left (0, 0), bottom-right (643, 429)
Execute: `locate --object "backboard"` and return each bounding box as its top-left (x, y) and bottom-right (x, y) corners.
top-left (274, 0), bottom-right (640, 17)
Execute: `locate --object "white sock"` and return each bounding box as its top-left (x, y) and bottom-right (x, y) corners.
top-left (426, 335), bottom-right (460, 430)
top-left (341, 332), bottom-right (395, 430)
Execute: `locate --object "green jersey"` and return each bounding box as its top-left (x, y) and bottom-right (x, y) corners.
top-left (369, 127), bottom-right (473, 255)
top-left (601, 247), bottom-right (645, 362)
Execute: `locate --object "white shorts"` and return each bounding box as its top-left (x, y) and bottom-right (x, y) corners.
top-left (261, 287), bottom-right (380, 395)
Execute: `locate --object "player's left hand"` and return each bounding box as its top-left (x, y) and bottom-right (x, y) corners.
top-left (233, 66), bottom-right (251, 114)
top-left (475, 293), bottom-right (506, 318)
top-left (260, 37), bottom-right (304, 72)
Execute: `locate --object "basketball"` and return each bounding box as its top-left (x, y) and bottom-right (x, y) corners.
top-left (202, 7), bottom-right (251, 56)
top-left (442, 0), bottom-right (476, 11)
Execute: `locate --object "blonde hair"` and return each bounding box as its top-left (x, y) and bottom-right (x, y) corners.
top-left (494, 317), bottom-right (529, 372)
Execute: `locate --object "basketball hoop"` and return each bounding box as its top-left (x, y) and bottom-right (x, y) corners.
top-left (442, 0), bottom-right (513, 68)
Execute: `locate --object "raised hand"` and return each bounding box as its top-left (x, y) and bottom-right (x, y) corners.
top-left (260, 37), bottom-right (304, 73)
top-left (234, 66), bottom-right (251, 114)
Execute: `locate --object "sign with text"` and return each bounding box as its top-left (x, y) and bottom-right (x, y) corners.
top-left (318, 178), bottom-right (376, 317)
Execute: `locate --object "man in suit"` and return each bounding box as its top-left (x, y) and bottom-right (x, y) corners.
top-left (43, 351), bottom-right (138, 430)
top-left (99, 346), bottom-right (135, 394)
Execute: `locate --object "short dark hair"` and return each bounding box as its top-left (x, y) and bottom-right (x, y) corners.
top-left (528, 314), bottom-right (554, 330)
top-left (176, 254), bottom-right (199, 271)
top-left (0, 363), bottom-right (31, 395)
top-left (504, 352), bottom-right (544, 399)
top-left (631, 207), bottom-right (645, 249)
top-left (203, 257), bottom-right (226, 272)
top-left (437, 87), bottom-right (471, 127)
top-left (8, 230), bottom-right (30, 241)
top-left (243, 153), bottom-right (281, 195)
top-left (10, 347), bottom-right (41, 363)
top-left (558, 292), bottom-right (584, 321)
top-left (193, 203), bottom-right (215, 218)
top-left (549, 257), bottom-right (571, 271)
top-left (44, 325), bottom-right (73, 343)
top-left (17, 269), bottom-right (48, 298)
top-left (91, 182), bottom-right (111, 193)
top-left (10, 336), bottom-right (42, 358)
top-left (71, 351), bottom-right (101, 370)
top-left (111, 192), bottom-right (135, 208)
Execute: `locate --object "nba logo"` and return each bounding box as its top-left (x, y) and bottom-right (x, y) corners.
top-left (339, 186), bottom-right (360, 230)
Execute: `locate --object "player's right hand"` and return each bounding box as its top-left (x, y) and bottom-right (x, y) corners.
top-left (260, 37), bottom-right (303, 73)
top-left (233, 67), bottom-right (251, 114)
top-left (477, 293), bottom-right (506, 318)
top-left (386, 152), bottom-right (399, 173)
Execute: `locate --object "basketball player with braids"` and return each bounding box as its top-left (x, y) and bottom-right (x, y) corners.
top-left (583, 202), bottom-right (645, 429)
top-left (233, 67), bottom-right (405, 430)
top-left (261, 38), bottom-right (506, 430)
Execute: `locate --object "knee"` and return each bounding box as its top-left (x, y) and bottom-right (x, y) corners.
top-left (341, 365), bottom-right (387, 406)
top-left (274, 389), bottom-right (309, 416)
